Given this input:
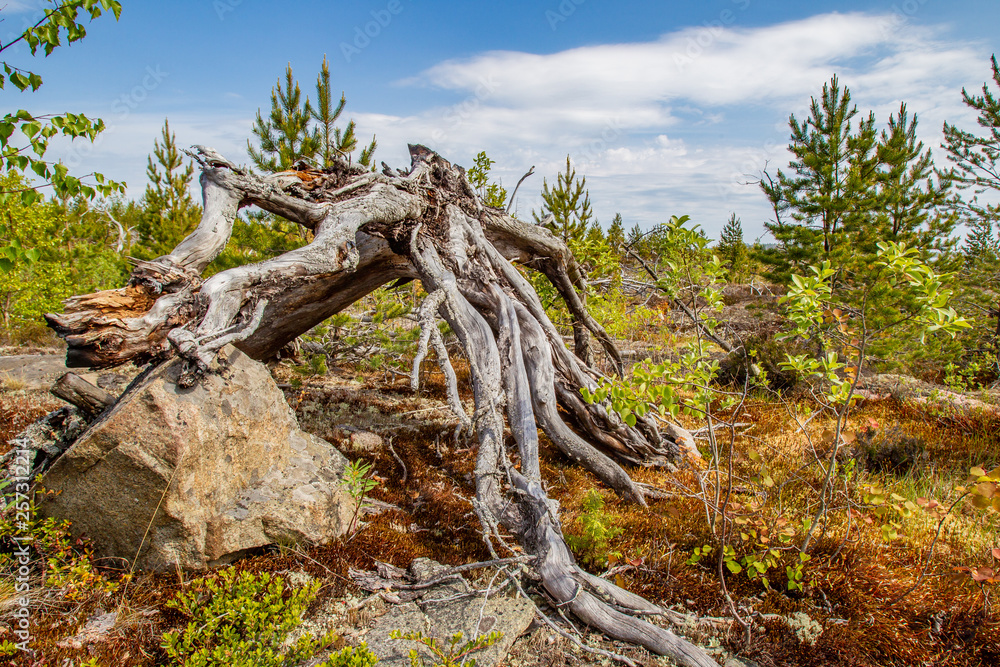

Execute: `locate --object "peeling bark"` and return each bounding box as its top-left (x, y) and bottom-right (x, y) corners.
top-left (46, 145), bottom-right (715, 666)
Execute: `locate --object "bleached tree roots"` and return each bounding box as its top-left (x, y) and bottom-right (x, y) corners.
top-left (46, 146), bottom-right (716, 667)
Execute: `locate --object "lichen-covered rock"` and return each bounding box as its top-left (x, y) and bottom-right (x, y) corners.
top-left (39, 346), bottom-right (353, 570)
top-left (2, 406), bottom-right (86, 483)
top-left (361, 559), bottom-right (535, 667)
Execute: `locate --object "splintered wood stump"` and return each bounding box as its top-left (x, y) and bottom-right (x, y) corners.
top-left (51, 373), bottom-right (115, 417)
top-left (46, 145), bottom-right (717, 667)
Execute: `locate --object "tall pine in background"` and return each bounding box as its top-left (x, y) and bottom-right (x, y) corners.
top-left (760, 77), bottom-right (956, 282)
top-left (534, 156), bottom-right (592, 244)
top-left (943, 54), bottom-right (1000, 272)
top-left (965, 218), bottom-right (1000, 265)
top-left (943, 55), bottom-right (1000, 227)
top-left (133, 119), bottom-right (201, 259)
top-left (249, 57), bottom-right (376, 172)
top-left (216, 58), bottom-right (377, 273)
top-left (942, 55), bottom-right (1000, 377)
top-left (760, 77), bottom-right (967, 368)
top-left (607, 213), bottom-right (625, 257)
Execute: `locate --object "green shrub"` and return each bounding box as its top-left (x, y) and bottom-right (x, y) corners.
top-left (161, 569), bottom-right (341, 667)
top-left (321, 644), bottom-right (380, 667)
top-left (0, 488), bottom-right (120, 603)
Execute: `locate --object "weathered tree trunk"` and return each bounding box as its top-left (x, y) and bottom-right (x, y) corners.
top-left (46, 146), bottom-right (715, 667)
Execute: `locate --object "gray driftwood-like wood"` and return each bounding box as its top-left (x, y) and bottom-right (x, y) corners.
top-left (46, 146), bottom-right (716, 667)
top-left (51, 373), bottom-right (115, 417)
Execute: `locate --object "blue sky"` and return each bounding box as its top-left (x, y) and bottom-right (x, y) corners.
top-left (4, 0), bottom-right (1000, 241)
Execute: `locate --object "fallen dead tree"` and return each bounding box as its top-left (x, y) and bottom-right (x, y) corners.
top-left (46, 145), bottom-right (716, 667)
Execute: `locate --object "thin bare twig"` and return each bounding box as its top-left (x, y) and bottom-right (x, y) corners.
top-left (887, 492), bottom-right (970, 606)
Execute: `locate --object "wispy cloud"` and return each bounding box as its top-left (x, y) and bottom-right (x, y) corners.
top-left (356, 12), bottom-right (990, 238)
top-left (0, 1), bottom-right (46, 14)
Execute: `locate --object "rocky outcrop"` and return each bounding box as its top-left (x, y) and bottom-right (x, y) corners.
top-left (39, 346), bottom-right (354, 571)
top-left (857, 373), bottom-right (1000, 415)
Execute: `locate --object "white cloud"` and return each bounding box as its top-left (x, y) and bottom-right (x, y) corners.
top-left (357, 12), bottom-right (992, 238)
top-left (415, 13), bottom-right (982, 112)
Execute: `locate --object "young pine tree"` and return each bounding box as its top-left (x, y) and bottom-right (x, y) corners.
top-left (312, 55), bottom-right (376, 169)
top-left (248, 63), bottom-right (321, 172)
top-left (585, 219), bottom-right (605, 246)
top-left (717, 213), bottom-right (749, 280)
top-left (760, 75), bottom-right (878, 277)
top-left (873, 103), bottom-right (956, 256)
top-left (533, 156), bottom-right (592, 244)
top-left (626, 223), bottom-right (649, 260)
top-left (133, 119), bottom-right (201, 259)
top-left (220, 59), bottom-right (378, 272)
top-left (607, 213), bottom-right (626, 257)
top-left (964, 218), bottom-right (1000, 265)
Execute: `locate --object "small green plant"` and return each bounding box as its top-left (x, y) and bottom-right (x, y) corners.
top-left (342, 459), bottom-right (379, 535)
top-left (291, 351), bottom-right (329, 386)
top-left (319, 644), bottom-right (379, 667)
top-left (565, 489), bottom-right (622, 568)
top-left (686, 544), bottom-right (713, 567)
top-left (466, 151), bottom-right (507, 208)
top-left (161, 569), bottom-right (334, 667)
top-left (943, 360), bottom-right (985, 392)
top-left (389, 630), bottom-right (502, 667)
top-left (0, 489), bottom-right (120, 603)
top-left (785, 552), bottom-right (812, 592)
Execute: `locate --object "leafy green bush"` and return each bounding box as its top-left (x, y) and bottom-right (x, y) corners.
top-left (0, 173), bottom-right (128, 339)
top-left (161, 569), bottom-right (337, 667)
top-left (321, 644), bottom-right (379, 667)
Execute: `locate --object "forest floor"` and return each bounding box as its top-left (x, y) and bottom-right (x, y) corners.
top-left (1, 284), bottom-right (999, 667)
